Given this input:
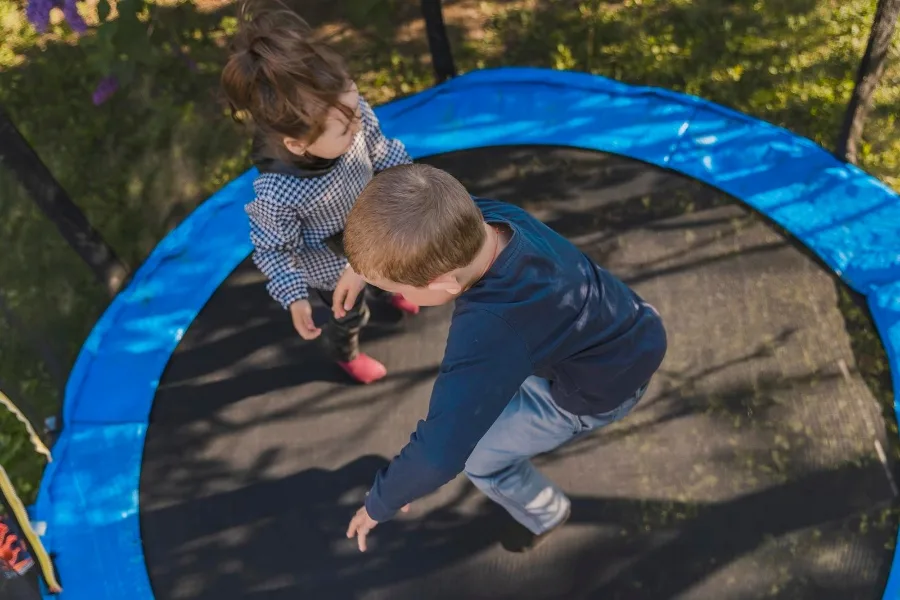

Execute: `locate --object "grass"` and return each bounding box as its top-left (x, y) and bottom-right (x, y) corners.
top-left (0, 0), bottom-right (897, 507)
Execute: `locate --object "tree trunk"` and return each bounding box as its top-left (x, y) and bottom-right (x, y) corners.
top-left (0, 105), bottom-right (129, 296)
top-left (420, 0), bottom-right (456, 83)
top-left (836, 0), bottom-right (900, 164)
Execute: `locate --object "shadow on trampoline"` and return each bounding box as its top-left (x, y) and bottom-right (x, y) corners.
top-left (545, 371), bottom-right (846, 467)
top-left (153, 280), bottom-right (435, 422)
top-left (140, 453), bottom-right (892, 600)
top-left (142, 342), bottom-right (895, 599)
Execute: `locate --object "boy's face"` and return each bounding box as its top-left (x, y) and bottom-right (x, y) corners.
top-left (283, 82), bottom-right (362, 160)
top-left (364, 273), bottom-right (464, 307)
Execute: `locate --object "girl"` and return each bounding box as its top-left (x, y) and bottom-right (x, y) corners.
top-left (221, 1), bottom-right (419, 384)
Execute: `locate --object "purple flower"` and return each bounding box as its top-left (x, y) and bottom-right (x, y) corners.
top-left (25, 0), bottom-right (86, 34)
top-left (92, 76), bottom-right (119, 106)
top-left (61, 0), bottom-right (87, 33)
top-left (25, 0), bottom-right (53, 33)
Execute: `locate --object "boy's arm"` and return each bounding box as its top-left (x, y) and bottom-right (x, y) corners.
top-left (364, 309), bottom-right (533, 522)
top-left (246, 194), bottom-right (310, 308)
top-left (359, 97), bottom-right (413, 173)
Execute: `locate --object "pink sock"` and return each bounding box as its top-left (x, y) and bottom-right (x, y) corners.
top-left (337, 354), bottom-right (387, 384)
top-left (390, 294), bottom-right (420, 315)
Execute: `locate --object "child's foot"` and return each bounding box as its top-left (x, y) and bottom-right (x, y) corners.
top-left (338, 353), bottom-right (387, 384)
top-left (501, 505), bottom-right (571, 553)
top-left (389, 293), bottom-right (420, 315)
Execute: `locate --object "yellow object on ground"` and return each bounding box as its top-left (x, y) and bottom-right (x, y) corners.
top-left (0, 464), bottom-right (62, 593)
top-left (0, 390), bottom-right (51, 461)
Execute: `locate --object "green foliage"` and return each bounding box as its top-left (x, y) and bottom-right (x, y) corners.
top-left (30, 0), bottom-right (192, 90)
top-left (86, 0), bottom-right (184, 89)
top-left (1, 0), bottom-right (250, 502)
top-left (0, 409), bottom-right (46, 502)
top-left (476, 0), bottom-right (899, 186)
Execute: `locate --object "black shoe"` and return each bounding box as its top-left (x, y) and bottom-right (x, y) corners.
top-left (501, 505), bottom-right (571, 553)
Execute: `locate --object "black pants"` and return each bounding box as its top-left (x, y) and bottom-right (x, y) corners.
top-left (314, 286), bottom-right (391, 361)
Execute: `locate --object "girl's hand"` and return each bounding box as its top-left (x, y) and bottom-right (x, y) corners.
top-left (289, 300), bottom-right (321, 340)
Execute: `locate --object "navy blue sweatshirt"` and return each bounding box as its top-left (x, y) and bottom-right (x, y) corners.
top-left (364, 198), bottom-right (667, 522)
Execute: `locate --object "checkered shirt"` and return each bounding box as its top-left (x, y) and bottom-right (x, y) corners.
top-left (246, 96), bottom-right (412, 308)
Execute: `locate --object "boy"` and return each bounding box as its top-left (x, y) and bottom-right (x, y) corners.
top-left (342, 164), bottom-right (667, 551)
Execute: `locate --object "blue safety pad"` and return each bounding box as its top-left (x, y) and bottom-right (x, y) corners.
top-left (64, 172), bottom-right (256, 424)
top-left (671, 109), bottom-right (900, 291)
top-left (34, 67), bottom-right (900, 600)
top-left (33, 169), bottom-right (257, 599)
top-left (36, 423), bottom-right (152, 598)
top-left (378, 68), bottom-right (697, 166)
top-left (869, 282), bottom-right (900, 600)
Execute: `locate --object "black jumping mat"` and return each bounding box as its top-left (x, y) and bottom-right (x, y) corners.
top-left (140, 147), bottom-right (898, 600)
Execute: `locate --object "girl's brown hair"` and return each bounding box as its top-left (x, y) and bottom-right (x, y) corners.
top-left (221, 0), bottom-right (354, 162)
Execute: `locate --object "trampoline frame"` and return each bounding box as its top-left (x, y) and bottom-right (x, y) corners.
top-left (32, 67), bottom-right (900, 599)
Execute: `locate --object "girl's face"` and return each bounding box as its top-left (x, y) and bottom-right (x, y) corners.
top-left (283, 82), bottom-right (362, 160)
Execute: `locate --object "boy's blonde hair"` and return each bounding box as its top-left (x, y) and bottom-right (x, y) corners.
top-left (345, 164), bottom-right (486, 286)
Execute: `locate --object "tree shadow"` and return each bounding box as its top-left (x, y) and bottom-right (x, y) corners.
top-left (152, 258), bottom-right (443, 421)
top-left (577, 461), bottom-right (895, 600)
top-left (140, 452), bottom-right (897, 600)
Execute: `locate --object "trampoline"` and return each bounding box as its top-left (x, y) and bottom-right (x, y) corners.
top-left (32, 68), bottom-right (900, 599)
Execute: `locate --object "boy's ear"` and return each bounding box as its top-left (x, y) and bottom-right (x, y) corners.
top-left (283, 137), bottom-right (307, 156)
top-left (427, 274), bottom-right (462, 295)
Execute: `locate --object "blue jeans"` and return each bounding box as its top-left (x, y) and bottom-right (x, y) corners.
top-left (464, 376), bottom-right (646, 534)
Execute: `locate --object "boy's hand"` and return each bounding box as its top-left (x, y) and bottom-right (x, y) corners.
top-left (346, 503), bottom-right (410, 552)
top-left (332, 267), bottom-right (367, 318)
top-left (289, 300), bottom-right (321, 340)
